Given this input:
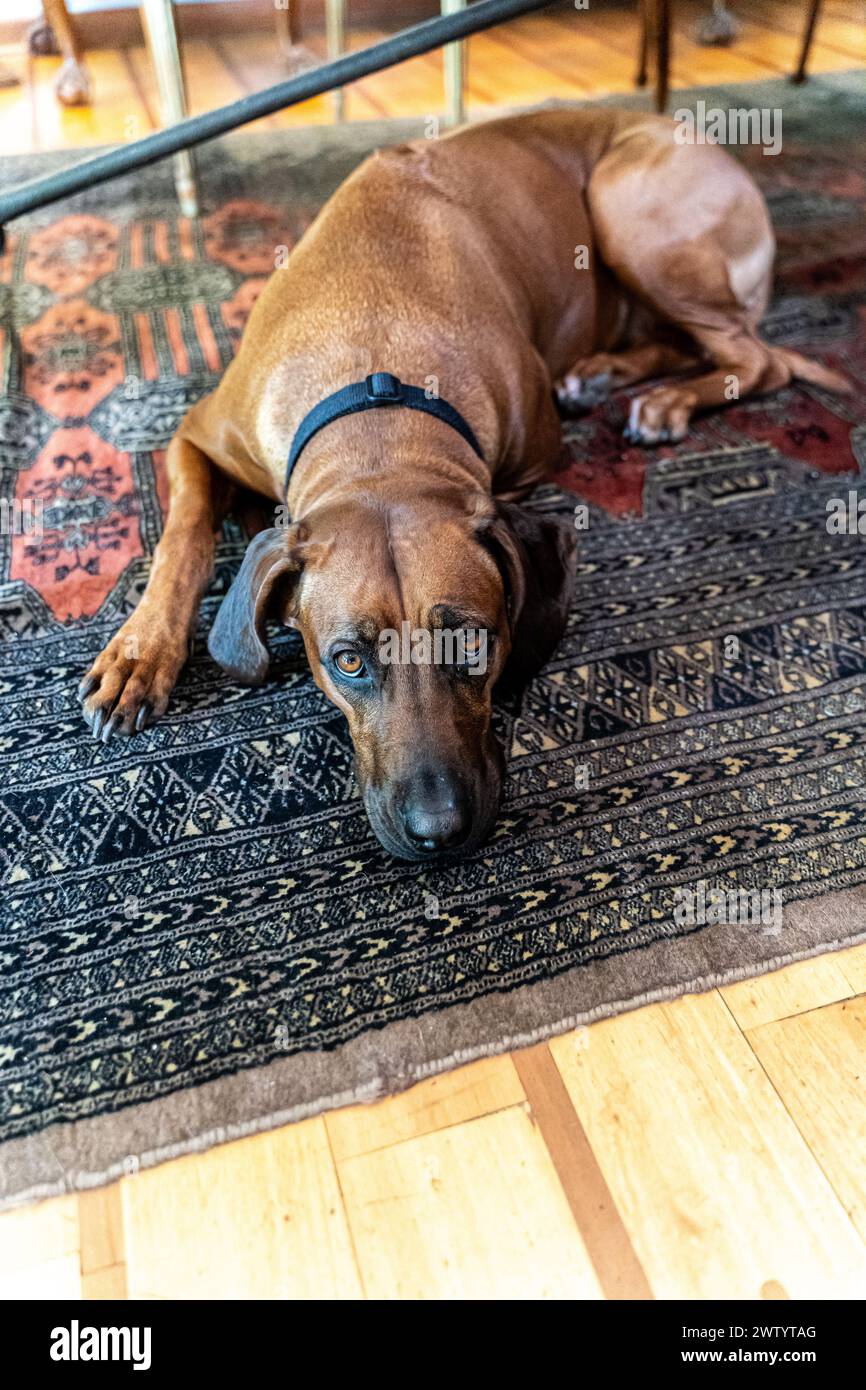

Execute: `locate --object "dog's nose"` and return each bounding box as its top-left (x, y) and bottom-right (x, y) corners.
top-left (399, 772), bottom-right (471, 853)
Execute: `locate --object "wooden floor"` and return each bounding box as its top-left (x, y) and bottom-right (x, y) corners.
top-left (2, 0), bottom-right (866, 1300)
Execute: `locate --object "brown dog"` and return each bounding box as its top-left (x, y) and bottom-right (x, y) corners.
top-left (78, 108), bottom-right (848, 859)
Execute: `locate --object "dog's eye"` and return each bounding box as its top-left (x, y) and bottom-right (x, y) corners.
top-left (334, 650), bottom-right (366, 678)
top-left (458, 630), bottom-right (486, 664)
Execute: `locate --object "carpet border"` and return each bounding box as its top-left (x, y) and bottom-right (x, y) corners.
top-left (2, 885), bottom-right (864, 1212)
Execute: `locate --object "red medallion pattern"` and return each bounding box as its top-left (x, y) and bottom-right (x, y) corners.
top-left (11, 426), bottom-right (138, 621)
top-left (202, 199), bottom-right (304, 275)
top-left (3, 198), bottom-right (304, 619)
top-left (25, 214), bottom-right (119, 296)
top-left (21, 299), bottom-right (124, 417)
top-left (221, 276), bottom-right (268, 343)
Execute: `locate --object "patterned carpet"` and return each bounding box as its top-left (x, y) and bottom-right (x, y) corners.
top-left (2, 77), bottom-right (866, 1205)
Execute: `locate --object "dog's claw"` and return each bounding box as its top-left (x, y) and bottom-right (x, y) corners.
top-left (622, 422), bottom-right (671, 446)
top-left (624, 386), bottom-right (698, 447)
top-left (101, 713), bottom-right (121, 744)
top-left (91, 708), bottom-right (107, 740)
top-left (556, 369), bottom-right (612, 413)
top-left (78, 674), bottom-right (98, 700)
top-left (585, 370), bottom-right (611, 395)
top-left (135, 704), bottom-right (151, 733)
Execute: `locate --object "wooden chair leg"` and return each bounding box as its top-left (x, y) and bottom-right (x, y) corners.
top-left (140, 0), bottom-right (198, 218)
top-left (280, 0), bottom-right (304, 52)
top-left (275, 0), bottom-right (303, 57)
top-left (42, 0), bottom-right (91, 105)
top-left (40, 0), bottom-right (86, 67)
top-left (654, 0), bottom-right (671, 113)
top-left (636, 0), bottom-right (649, 87)
top-left (325, 0), bottom-right (346, 122)
top-left (792, 0), bottom-right (823, 83)
top-left (442, 0), bottom-right (467, 126)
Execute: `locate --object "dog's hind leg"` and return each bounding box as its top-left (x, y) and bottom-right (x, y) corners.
top-left (78, 433), bottom-right (234, 741)
top-left (586, 130), bottom-right (850, 444)
top-left (622, 313), bottom-right (851, 446)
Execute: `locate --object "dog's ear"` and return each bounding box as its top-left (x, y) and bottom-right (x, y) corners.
top-left (208, 524), bottom-right (306, 685)
top-left (478, 501), bottom-right (577, 694)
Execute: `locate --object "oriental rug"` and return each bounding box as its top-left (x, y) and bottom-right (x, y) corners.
top-left (1, 75), bottom-right (865, 1207)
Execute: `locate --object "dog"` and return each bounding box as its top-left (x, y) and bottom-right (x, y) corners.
top-left (78, 108), bottom-right (849, 860)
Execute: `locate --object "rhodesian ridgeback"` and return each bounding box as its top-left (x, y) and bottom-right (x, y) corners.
top-left (78, 108), bottom-right (848, 860)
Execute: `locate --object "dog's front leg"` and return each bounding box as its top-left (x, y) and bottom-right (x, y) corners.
top-left (79, 434), bottom-right (233, 741)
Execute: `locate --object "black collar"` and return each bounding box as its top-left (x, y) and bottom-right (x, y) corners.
top-left (285, 371), bottom-right (484, 491)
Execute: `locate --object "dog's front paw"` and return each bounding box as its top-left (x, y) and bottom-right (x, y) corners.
top-left (78, 616), bottom-right (186, 743)
top-left (622, 385), bottom-right (698, 446)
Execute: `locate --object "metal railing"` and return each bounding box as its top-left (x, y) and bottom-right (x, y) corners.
top-left (0, 0), bottom-right (558, 249)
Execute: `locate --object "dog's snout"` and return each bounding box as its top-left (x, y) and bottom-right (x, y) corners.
top-left (399, 769), bottom-right (471, 854)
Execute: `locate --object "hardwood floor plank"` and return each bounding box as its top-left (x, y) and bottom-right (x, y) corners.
top-left (0, 1254), bottom-right (82, 1299)
top-left (269, 27), bottom-right (403, 120)
top-left (549, 9), bottom-right (773, 84)
top-left (0, 1193), bottom-right (79, 1270)
top-left (121, 1117), bottom-right (362, 1299)
top-left (118, 44), bottom-right (158, 131)
top-left (462, 27), bottom-right (602, 107)
top-left (0, 1194), bottom-right (81, 1298)
top-left (512, 1041), bottom-right (653, 1300)
top-left (712, 15), bottom-right (862, 78)
top-left (78, 1184), bottom-right (126, 1277)
top-left (720, 953), bottom-right (855, 1029)
top-left (81, 1263), bottom-right (128, 1300)
top-left (337, 1104), bottom-right (603, 1299)
top-left (479, 24), bottom-right (596, 97)
top-left (207, 32), bottom-right (334, 126)
top-left (747, 996), bottom-right (866, 1244)
top-left (0, 61), bottom-right (33, 157)
top-left (125, 38), bottom-right (256, 132)
top-left (738, 0), bottom-right (866, 62)
top-left (325, 1055), bottom-right (524, 1163)
top-left (835, 942), bottom-right (866, 996)
top-left (549, 993), bottom-right (866, 1298)
top-left (550, 7), bottom-right (863, 89)
top-left (306, 28), bottom-right (449, 119)
top-left (503, 13), bottom-right (646, 97)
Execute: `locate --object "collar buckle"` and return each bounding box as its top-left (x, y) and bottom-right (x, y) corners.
top-left (365, 371), bottom-right (403, 403)
top-left (286, 370), bottom-right (483, 492)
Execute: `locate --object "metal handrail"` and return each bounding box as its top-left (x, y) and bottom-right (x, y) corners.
top-left (0, 0), bottom-right (558, 249)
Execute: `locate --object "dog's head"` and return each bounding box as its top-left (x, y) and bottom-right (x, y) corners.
top-left (208, 493), bottom-right (576, 860)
